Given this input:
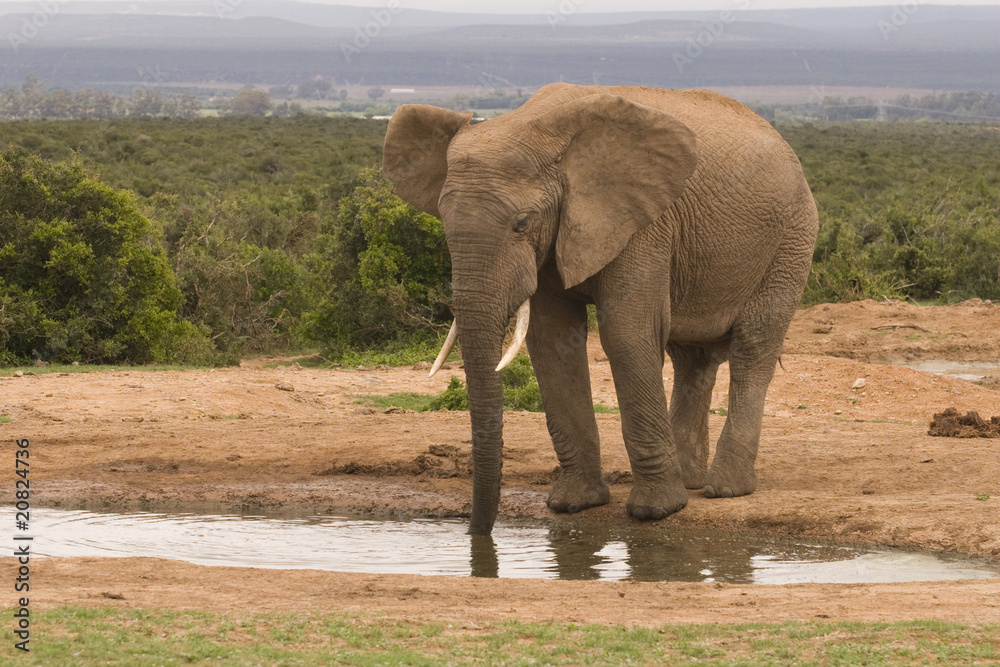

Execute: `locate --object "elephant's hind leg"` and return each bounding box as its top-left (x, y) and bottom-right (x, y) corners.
top-left (667, 342), bottom-right (726, 489)
top-left (703, 239), bottom-right (809, 499)
top-left (527, 288), bottom-right (609, 515)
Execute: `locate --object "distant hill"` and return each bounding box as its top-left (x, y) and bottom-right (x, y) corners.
top-left (1, 3), bottom-right (997, 93)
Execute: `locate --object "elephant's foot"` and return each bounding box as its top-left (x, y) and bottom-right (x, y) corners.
top-left (702, 464), bottom-right (757, 499)
top-left (546, 472), bottom-right (610, 514)
top-left (626, 481), bottom-right (688, 521)
top-left (679, 458), bottom-right (708, 490)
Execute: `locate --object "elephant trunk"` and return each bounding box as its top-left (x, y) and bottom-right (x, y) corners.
top-left (453, 295), bottom-right (509, 536)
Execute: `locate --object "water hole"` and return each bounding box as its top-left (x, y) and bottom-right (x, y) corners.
top-left (895, 359), bottom-right (1000, 383)
top-left (27, 507), bottom-right (999, 584)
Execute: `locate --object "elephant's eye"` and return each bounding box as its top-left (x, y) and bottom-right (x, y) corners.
top-left (513, 217), bottom-right (529, 234)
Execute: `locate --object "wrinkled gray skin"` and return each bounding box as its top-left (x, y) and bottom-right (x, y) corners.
top-left (383, 83), bottom-right (818, 535)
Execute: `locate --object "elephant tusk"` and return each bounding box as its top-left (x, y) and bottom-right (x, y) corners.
top-left (428, 320), bottom-right (459, 378)
top-left (495, 300), bottom-right (531, 372)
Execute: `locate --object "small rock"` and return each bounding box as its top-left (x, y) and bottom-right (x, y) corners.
top-left (412, 361), bottom-right (431, 371)
top-left (852, 378), bottom-right (867, 390)
top-left (812, 325), bottom-right (833, 334)
top-left (275, 382), bottom-right (295, 392)
top-left (13, 371), bottom-right (23, 377)
top-left (834, 409), bottom-right (842, 415)
top-left (71, 361), bottom-right (80, 366)
top-left (383, 406), bottom-right (413, 414)
top-left (100, 592), bottom-right (125, 600)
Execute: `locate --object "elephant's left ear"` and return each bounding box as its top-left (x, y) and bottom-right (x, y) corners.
top-left (534, 94), bottom-right (698, 289)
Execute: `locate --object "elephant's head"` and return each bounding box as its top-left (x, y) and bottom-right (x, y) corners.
top-left (383, 86), bottom-right (698, 534)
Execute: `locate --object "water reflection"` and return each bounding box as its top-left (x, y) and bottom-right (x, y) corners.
top-left (469, 534), bottom-right (499, 578)
top-left (25, 507), bottom-right (998, 584)
top-left (536, 525), bottom-right (798, 583)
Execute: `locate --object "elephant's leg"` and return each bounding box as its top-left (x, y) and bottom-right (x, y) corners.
top-left (703, 248), bottom-right (805, 499)
top-left (527, 290), bottom-right (609, 514)
top-left (667, 342), bottom-right (725, 490)
top-left (599, 315), bottom-right (688, 521)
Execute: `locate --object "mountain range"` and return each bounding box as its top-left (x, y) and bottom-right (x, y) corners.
top-left (1, 2), bottom-right (997, 94)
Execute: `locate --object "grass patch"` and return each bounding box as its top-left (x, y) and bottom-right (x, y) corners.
top-left (358, 392), bottom-right (441, 413)
top-left (0, 415), bottom-right (11, 424)
top-left (6, 608), bottom-right (998, 665)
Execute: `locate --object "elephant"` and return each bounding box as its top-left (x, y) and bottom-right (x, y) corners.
top-left (382, 83), bottom-right (818, 535)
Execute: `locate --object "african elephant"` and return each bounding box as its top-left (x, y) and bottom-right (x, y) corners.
top-left (383, 83), bottom-right (818, 535)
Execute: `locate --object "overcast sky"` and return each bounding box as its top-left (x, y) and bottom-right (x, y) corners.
top-left (305, 0), bottom-right (1000, 11)
top-left (2, 0), bottom-right (996, 8)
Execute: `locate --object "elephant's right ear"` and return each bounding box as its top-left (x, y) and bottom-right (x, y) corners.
top-left (382, 105), bottom-right (473, 219)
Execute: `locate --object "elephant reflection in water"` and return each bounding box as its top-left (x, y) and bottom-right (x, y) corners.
top-left (469, 525), bottom-right (758, 582)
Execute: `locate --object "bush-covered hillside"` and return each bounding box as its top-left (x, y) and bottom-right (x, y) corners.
top-left (782, 122), bottom-right (1000, 303)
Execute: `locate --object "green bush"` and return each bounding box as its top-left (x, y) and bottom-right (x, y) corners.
top-left (305, 167), bottom-right (452, 357)
top-left (0, 148), bottom-right (214, 364)
top-left (428, 376), bottom-right (470, 411)
top-left (500, 354), bottom-right (544, 412)
top-left (427, 355), bottom-right (544, 413)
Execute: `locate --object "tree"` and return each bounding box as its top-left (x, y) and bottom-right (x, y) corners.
top-left (306, 167), bottom-right (451, 355)
top-left (227, 86), bottom-right (272, 117)
top-left (367, 87), bottom-right (385, 102)
top-left (0, 149), bottom-right (213, 364)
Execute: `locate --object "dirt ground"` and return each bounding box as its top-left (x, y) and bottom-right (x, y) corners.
top-left (3, 298), bottom-right (1000, 626)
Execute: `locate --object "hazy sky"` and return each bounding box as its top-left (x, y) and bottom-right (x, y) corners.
top-left (302, 0), bottom-right (1000, 11)
top-left (3, 0), bottom-right (995, 8)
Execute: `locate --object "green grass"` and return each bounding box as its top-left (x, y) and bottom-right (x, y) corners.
top-left (4, 608), bottom-right (997, 665)
top-left (357, 392), bottom-right (440, 413)
top-left (0, 415), bottom-right (11, 424)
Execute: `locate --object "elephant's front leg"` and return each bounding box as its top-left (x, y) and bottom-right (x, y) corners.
top-left (599, 314), bottom-right (688, 521)
top-left (526, 289), bottom-right (609, 514)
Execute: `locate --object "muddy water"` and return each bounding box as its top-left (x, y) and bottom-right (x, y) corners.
top-left (29, 508), bottom-right (998, 584)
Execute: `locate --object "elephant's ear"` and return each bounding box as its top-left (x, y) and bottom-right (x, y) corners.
top-left (382, 105), bottom-right (473, 218)
top-left (535, 94), bottom-right (698, 289)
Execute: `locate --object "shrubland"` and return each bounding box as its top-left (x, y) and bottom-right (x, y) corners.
top-left (1, 116), bottom-right (998, 368)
